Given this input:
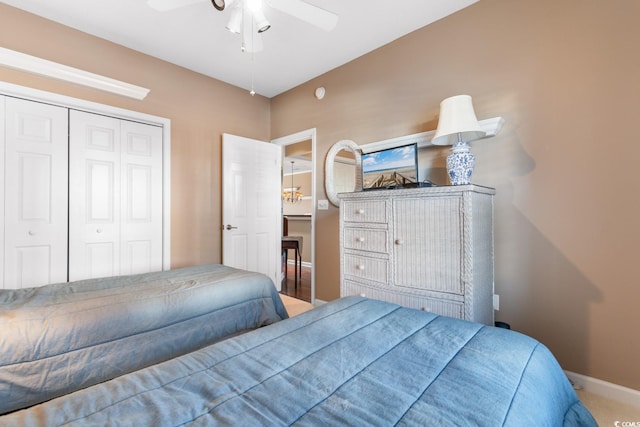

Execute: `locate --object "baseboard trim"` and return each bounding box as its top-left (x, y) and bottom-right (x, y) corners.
top-left (565, 371), bottom-right (640, 408)
top-left (285, 260), bottom-right (311, 268)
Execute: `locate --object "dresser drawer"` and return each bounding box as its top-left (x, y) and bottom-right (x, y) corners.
top-left (343, 228), bottom-right (388, 253)
top-left (342, 200), bottom-right (388, 223)
top-left (342, 280), bottom-right (464, 320)
top-left (343, 254), bottom-right (388, 284)
top-left (392, 293), bottom-right (464, 320)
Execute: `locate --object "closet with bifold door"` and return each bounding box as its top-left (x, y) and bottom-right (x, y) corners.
top-left (69, 110), bottom-right (163, 281)
top-left (0, 95), bottom-right (165, 289)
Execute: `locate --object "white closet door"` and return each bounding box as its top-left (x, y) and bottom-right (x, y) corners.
top-left (2, 97), bottom-right (69, 288)
top-left (69, 110), bottom-right (163, 281)
top-left (69, 111), bottom-right (121, 280)
top-left (120, 119), bottom-right (163, 275)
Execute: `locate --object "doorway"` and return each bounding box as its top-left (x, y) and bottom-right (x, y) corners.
top-left (272, 129), bottom-right (316, 304)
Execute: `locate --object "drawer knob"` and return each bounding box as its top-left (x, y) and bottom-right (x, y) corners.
top-left (28, 230), bottom-right (35, 236)
top-left (356, 265), bottom-right (365, 271)
top-left (356, 209), bottom-right (365, 214)
top-left (395, 239), bottom-right (404, 245)
top-left (356, 237), bottom-right (365, 243)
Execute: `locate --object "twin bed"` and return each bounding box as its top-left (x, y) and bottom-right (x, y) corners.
top-left (0, 265), bottom-right (596, 425)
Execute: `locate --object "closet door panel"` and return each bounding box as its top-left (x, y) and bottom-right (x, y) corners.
top-left (69, 110), bottom-right (121, 281)
top-left (3, 97), bottom-right (68, 288)
top-left (86, 242), bottom-right (116, 278)
top-left (69, 111), bottom-right (162, 281)
top-left (120, 120), bottom-right (163, 275)
top-left (88, 160), bottom-right (116, 222)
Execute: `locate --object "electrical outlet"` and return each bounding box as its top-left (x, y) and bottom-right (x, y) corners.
top-left (493, 294), bottom-right (500, 311)
top-left (318, 199), bottom-right (329, 210)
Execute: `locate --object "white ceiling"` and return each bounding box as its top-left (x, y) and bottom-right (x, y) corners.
top-left (3, 0), bottom-right (479, 98)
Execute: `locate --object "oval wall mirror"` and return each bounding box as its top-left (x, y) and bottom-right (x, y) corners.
top-left (325, 139), bottom-right (362, 207)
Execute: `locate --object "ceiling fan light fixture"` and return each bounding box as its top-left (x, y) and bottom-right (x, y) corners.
top-left (226, 6), bottom-right (242, 34)
top-left (253, 9), bottom-right (271, 33)
top-left (245, 0), bottom-right (262, 12)
top-left (211, 0), bottom-right (225, 11)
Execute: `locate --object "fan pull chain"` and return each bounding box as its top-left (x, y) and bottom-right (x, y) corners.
top-left (249, 13), bottom-right (256, 96)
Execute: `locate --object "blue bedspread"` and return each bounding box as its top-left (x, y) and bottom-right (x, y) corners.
top-left (1, 296), bottom-right (595, 426)
top-left (0, 264), bottom-right (287, 415)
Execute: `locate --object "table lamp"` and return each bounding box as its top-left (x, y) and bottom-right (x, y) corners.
top-left (431, 95), bottom-right (486, 185)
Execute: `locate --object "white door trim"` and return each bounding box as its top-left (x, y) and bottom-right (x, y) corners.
top-left (271, 128), bottom-right (317, 304)
top-left (0, 81), bottom-right (171, 270)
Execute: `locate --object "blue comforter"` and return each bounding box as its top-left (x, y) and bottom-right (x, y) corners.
top-left (1, 296), bottom-right (596, 426)
top-left (0, 264), bottom-right (287, 415)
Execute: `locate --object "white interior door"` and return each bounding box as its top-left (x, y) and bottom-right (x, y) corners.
top-left (69, 110), bottom-right (163, 281)
top-left (120, 119), bottom-right (163, 275)
top-left (2, 97), bottom-right (69, 288)
top-left (222, 133), bottom-right (282, 288)
top-left (69, 111), bottom-right (121, 280)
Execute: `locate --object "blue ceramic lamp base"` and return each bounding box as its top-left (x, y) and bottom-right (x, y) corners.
top-left (446, 141), bottom-right (475, 185)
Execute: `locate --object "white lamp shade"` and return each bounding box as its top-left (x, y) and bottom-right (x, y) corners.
top-left (431, 95), bottom-right (486, 146)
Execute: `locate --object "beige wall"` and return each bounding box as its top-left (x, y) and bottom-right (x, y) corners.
top-left (1, 0), bottom-right (639, 391)
top-left (271, 0), bottom-right (640, 390)
top-left (0, 4), bottom-right (270, 268)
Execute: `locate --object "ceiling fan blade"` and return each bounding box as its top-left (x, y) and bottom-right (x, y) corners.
top-left (268, 0), bottom-right (338, 31)
top-left (147, 0), bottom-right (206, 12)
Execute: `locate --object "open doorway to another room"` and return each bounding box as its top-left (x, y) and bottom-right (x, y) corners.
top-left (281, 142), bottom-right (312, 302)
top-left (272, 130), bottom-right (316, 304)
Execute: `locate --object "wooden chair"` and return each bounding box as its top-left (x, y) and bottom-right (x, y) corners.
top-left (282, 217), bottom-right (302, 288)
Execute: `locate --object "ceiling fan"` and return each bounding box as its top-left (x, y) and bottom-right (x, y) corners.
top-left (147, 0), bottom-right (339, 52)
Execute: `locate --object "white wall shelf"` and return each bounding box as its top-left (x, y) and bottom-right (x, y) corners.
top-left (359, 116), bottom-right (504, 153)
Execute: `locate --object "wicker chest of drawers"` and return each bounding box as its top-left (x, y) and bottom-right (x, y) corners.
top-left (339, 185), bottom-right (495, 325)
